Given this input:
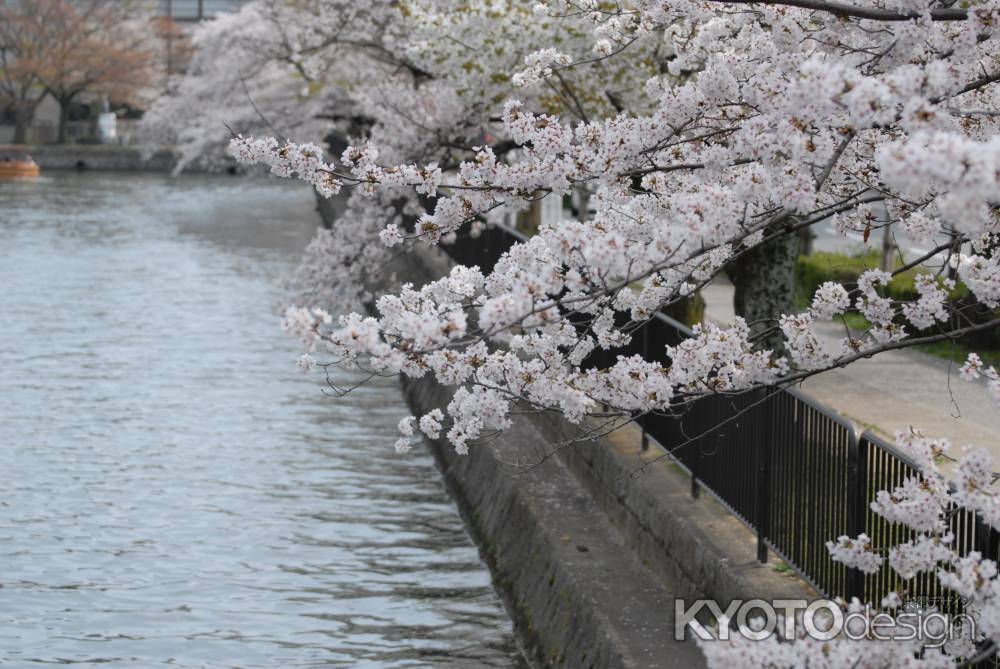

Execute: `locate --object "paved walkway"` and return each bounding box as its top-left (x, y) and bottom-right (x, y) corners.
top-left (701, 278), bottom-right (1000, 458)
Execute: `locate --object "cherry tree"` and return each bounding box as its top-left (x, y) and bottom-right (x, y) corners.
top-left (142, 0), bottom-right (409, 169)
top-left (1, 0), bottom-right (152, 144)
top-left (147, 0), bottom-right (655, 306)
top-left (167, 0), bottom-right (1000, 663)
top-left (20, 0), bottom-right (157, 143)
top-left (0, 1), bottom-right (57, 144)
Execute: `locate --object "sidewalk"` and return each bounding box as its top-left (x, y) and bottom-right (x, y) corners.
top-left (701, 278), bottom-right (1000, 456)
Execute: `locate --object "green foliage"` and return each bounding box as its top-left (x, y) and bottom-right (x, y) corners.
top-left (663, 292), bottom-right (705, 327)
top-left (918, 340), bottom-right (1000, 368)
top-left (795, 250), bottom-right (998, 362)
top-left (796, 250), bottom-right (881, 305)
top-left (795, 250), bottom-right (968, 306)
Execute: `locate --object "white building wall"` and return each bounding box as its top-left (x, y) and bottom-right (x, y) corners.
top-left (538, 192), bottom-right (564, 228)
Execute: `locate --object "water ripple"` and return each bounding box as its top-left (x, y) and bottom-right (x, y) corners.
top-left (0, 172), bottom-right (521, 668)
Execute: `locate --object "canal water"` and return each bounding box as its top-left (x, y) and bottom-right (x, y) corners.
top-left (0, 172), bottom-right (522, 668)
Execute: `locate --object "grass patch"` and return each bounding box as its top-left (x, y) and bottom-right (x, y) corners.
top-left (912, 339), bottom-right (1000, 368)
top-left (823, 311), bottom-right (1000, 367)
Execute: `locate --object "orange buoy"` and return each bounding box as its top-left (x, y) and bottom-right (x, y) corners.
top-left (0, 153), bottom-right (41, 179)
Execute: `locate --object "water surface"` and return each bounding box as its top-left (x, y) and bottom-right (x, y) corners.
top-left (0, 172), bottom-right (520, 668)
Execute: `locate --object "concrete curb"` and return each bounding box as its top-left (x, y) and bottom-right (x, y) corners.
top-left (554, 421), bottom-right (817, 608)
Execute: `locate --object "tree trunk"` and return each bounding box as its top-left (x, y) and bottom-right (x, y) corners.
top-left (575, 185), bottom-right (590, 222)
top-left (880, 223), bottom-right (896, 272)
top-left (56, 98), bottom-right (70, 144)
top-left (12, 107), bottom-right (32, 144)
top-left (798, 225), bottom-right (815, 256)
top-left (878, 201), bottom-right (895, 272)
top-left (726, 225), bottom-right (800, 353)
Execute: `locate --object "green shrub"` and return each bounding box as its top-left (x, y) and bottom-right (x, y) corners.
top-left (796, 250), bottom-right (881, 305)
top-left (795, 250), bottom-right (996, 353)
top-left (663, 292), bottom-right (705, 327)
top-left (796, 251), bottom-right (970, 306)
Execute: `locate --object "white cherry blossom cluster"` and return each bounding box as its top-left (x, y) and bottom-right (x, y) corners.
top-left (511, 48), bottom-right (572, 87)
top-left (229, 135), bottom-right (341, 198)
top-left (856, 270), bottom-right (897, 329)
top-left (960, 353), bottom-right (1000, 406)
top-left (780, 312), bottom-right (835, 371)
top-left (870, 475), bottom-right (950, 533)
top-left (902, 275), bottom-right (954, 330)
top-left (810, 282), bottom-right (852, 321)
top-left (826, 534), bottom-right (884, 574)
top-left (888, 533), bottom-right (956, 580)
top-left (394, 408), bottom-right (446, 453)
top-left (282, 305), bottom-right (331, 353)
top-left (956, 254), bottom-right (1000, 310)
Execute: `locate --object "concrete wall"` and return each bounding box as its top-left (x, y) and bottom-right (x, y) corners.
top-left (0, 144), bottom-right (228, 173)
top-left (7, 144), bottom-right (180, 172)
top-left (319, 202), bottom-right (817, 668)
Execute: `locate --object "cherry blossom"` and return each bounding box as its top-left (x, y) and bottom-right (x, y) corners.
top-left (164, 0), bottom-right (1000, 664)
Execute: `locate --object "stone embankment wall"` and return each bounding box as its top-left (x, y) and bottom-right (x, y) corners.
top-left (3, 144), bottom-right (212, 173)
top-left (321, 204), bottom-right (818, 669)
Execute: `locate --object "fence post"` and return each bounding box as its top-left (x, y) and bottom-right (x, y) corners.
top-left (483, 227), bottom-right (493, 272)
top-left (976, 517), bottom-right (998, 565)
top-left (690, 400), bottom-right (701, 499)
top-left (691, 444), bottom-right (700, 497)
top-left (641, 325), bottom-right (649, 452)
top-left (846, 432), bottom-right (867, 601)
top-left (756, 388), bottom-right (775, 564)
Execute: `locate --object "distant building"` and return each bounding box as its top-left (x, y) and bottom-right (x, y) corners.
top-left (156, 0), bottom-right (250, 22)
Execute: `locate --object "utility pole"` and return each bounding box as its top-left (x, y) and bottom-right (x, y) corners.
top-left (165, 0), bottom-right (173, 92)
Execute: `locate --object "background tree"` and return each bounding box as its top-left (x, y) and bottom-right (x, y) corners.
top-left (0, 1), bottom-right (58, 144)
top-left (34, 0), bottom-right (155, 143)
top-left (150, 15), bottom-right (194, 96)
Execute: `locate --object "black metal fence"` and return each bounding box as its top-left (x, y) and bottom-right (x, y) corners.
top-left (439, 223), bottom-right (1000, 610)
top-left (858, 431), bottom-right (1000, 612)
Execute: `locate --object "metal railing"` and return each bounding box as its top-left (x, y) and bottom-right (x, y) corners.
top-left (858, 431), bottom-right (1000, 612)
top-left (439, 222), bottom-right (1000, 609)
